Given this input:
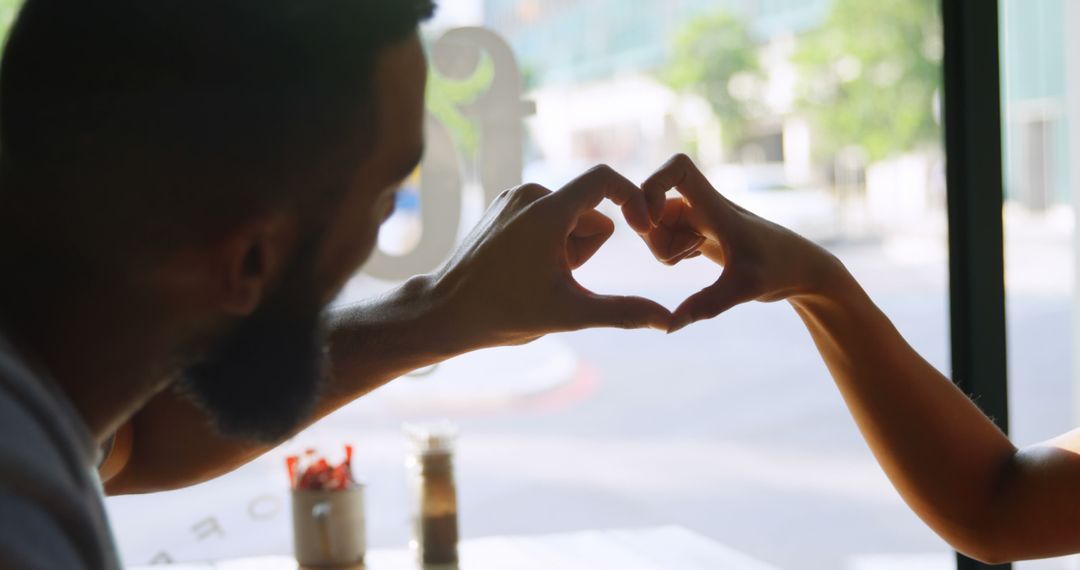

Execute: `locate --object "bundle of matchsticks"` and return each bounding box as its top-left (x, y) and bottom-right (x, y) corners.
top-left (286, 445), bottom-right (355, 491)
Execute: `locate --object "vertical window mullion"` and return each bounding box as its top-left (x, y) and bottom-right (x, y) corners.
top-left (942, 0), bottom-right (1010, 568)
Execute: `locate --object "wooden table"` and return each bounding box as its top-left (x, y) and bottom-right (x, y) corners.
top-left (130, 526), bottom-right (778, 569)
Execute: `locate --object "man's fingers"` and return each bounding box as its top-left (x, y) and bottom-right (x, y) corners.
top-left (497, 183), bottom-right (552, 208)
top-left (668, 272), bottom-right (750, 333)
top-left (573, 292), bottom-right (672, 332)
top-left (567, 210), bottom-right (614, 268)
top-left (641, 154), bottom-right (723, 224)
top-left (567, 233), bottom-right (608, 268)
top-left (571, 209), bottom-right (615, 239)
top-left (546, 165), bottom-right (652, 234)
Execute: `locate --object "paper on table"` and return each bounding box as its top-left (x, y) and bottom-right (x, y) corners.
top-left (128, 526), bottom-right (778, 570)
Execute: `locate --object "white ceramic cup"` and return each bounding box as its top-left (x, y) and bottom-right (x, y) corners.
top-left (291, 486), bottom-right (366, 568)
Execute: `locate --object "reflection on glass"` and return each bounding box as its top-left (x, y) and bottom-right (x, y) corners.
top-left (105, 2), bottom-right (956, 569)
top-left (379, 170), bottom-right (423, 257)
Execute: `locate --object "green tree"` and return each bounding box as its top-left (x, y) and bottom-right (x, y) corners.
top-left (0, 0), bottom-right (20, 42)
top-left (664, 11), bottom-right (763, 151)
top-left (793, 0), bottom-right (942, 162)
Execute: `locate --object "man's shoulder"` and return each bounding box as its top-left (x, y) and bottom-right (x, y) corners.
top-left (0, 372), bottom-right (84, 490)
top-left (0, 490), bottom-right (88, 570)
top-left (0, 348), bottom-right (89, 491)
top-left (0, 346), bottom-right (117, 570)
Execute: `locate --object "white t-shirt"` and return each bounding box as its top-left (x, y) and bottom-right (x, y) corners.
top-left (0, 333), bottom-right (122, 569)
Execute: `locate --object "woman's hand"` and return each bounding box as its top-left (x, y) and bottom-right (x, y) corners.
top-left (637, 154), bottom-right (846, 332)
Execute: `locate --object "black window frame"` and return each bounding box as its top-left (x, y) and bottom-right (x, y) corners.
top-left (942, 0), bottom-right (1010, 569)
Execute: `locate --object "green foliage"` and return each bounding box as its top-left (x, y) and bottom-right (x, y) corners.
top-left (0, 0), bottom-right (19, 45)
top-left (425, 52), bottom-right (495, 158)
top-left (664, 12), bottom-right (763, 150)
top-left (793, 0), bottom-right (943, 162)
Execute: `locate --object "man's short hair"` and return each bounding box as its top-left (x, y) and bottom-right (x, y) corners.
top-left (0, 0), bottom-right (435, 267)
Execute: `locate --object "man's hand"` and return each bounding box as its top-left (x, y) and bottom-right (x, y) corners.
top-left (430, 164), bottom-right (672, 349)
top-left (636, 154), bottom-right (845, 332)
top-left (105, 165), bottom-right (670, 495)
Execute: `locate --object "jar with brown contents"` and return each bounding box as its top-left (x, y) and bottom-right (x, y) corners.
top-left (406, 423), bottom-right (459, 567)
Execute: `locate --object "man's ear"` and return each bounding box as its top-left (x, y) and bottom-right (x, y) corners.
top-left (216, 215), bottom-right (300, 316)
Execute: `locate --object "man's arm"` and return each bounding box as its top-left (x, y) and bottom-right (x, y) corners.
top-left (103, 166), bottom-right (671, 495)
top-left (103, 277), bottom-right (461, 494)
top-left (640, 154), bottom-right (1080, 564)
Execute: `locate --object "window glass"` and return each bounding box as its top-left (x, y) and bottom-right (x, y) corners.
top-left (100, 2), bottom-right (952, 568)
top-left (1002, 1), bottom-right (1080, 569)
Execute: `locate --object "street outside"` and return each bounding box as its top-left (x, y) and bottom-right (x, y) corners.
top-left (106, 204), bottom-right (1078, 570)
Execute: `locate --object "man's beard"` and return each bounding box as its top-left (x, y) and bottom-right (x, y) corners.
top-left (175, 243), bottom-right (331, 444)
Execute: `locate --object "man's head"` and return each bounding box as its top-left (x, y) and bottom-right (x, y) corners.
top-left (0, 0), bottom-right (432, 441)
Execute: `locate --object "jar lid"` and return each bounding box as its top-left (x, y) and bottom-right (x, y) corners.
top-left (404, 421), bottom-right (458, 453)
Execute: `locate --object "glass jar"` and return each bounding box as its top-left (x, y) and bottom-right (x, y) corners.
top-left (405, 422), bottom-right (459, 566)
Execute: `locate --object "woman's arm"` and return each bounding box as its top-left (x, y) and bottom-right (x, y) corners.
top-left (641, 154), bottom-right (1080, 564)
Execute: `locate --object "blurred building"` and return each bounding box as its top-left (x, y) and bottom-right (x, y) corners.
top-left (1002, 0), bottom-right (1071, 211)
top-left (482, 0), bottom-right (831, 188)
top-left (483, 0), bottom-right (829, 87)
top-left (471, 0), bottom-right (1079, 240)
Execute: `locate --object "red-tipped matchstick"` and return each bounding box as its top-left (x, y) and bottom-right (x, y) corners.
top-left (286, 456), bottom-right (299, 490)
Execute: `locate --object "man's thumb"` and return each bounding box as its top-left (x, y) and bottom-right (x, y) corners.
top-left (574, 293), bottom-right (672, 331)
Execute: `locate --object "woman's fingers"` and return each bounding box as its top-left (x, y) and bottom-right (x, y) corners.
top-left (639, 198), bottom-right (706, 264)
top-left (641, 153), bottom-right (726, 225)
top-left (669, 271), bottom-right (754, 333)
